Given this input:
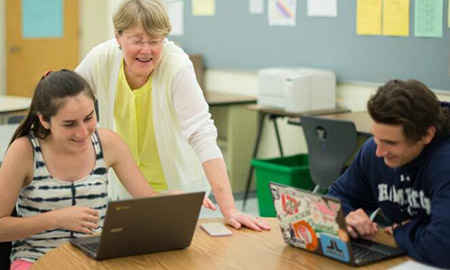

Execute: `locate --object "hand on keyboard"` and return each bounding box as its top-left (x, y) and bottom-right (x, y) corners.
top-left (345, 208), bottom-right (378, 240)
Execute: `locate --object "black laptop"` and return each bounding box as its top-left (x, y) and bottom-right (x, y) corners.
top-left (270, 183), bottom-right (406, 266)
top-left (70, 191), bottom-right (205, 260)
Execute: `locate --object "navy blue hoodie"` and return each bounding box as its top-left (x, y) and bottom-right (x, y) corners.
top-left (328, 135), bottom-right (450, 268)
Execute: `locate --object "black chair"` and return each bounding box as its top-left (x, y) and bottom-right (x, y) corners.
top-left (301, 116), bottom-right (358, 193)
top-left (0, 209), bottom-right (16, 269)
top-left (6, 115), bottom-right (25, 124)
top-left (0, 241), bottom-right (11, 269)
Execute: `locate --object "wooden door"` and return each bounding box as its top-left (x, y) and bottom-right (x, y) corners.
top-left (6, 0), bottom-right (79, 97)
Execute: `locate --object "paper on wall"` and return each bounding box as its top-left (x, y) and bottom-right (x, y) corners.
top-left (382, 0), bottom-right (410, 36)
top-left (192, 0), bottom-right (215, 16)
top-left (307, 0), bottom-right (337, 17)
top-left (356, 0), bottom-right (382, 35)
top-left (166, 1), bottom-right (184, 36)
top-left (268, 0), bottom-right (297, 26)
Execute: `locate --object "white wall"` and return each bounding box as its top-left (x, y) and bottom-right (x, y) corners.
top-left (79, 0), bottom-right (111, 58)
top-left (0, 0), bottom-right (6, 95)
top-left (79, 0), bottom-right (119, 58)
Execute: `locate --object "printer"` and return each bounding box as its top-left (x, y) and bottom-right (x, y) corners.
top-left (257, 67), bottom-right (336, 112)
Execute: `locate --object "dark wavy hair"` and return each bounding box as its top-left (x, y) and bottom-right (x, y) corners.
top-left (9, 69), bottom-right (95, 146)
top-left (367, 79), bottom-right (450, 142)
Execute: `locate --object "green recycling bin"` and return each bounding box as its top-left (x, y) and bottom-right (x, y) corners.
top-left (251, 154), bottom-right (313, 217)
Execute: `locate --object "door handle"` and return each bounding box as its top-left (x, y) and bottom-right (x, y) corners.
top-left (9, 46), bottom-right (21, 53)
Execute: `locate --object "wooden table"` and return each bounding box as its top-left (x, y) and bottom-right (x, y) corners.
top-left (31, 218), bottom-right (408, 270)
top-left (288, 111), bottom-right (372, 136)
top-left (0, 95), bottom-right (31, 124)
top-left (204, 91), bottom-right (256, 106)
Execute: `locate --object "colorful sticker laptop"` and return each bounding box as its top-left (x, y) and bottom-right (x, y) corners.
top-left (269, 182), bottom-right (406, 267)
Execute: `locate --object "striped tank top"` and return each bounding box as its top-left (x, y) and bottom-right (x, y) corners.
top-left (11, 131), bottom-right (109, 263)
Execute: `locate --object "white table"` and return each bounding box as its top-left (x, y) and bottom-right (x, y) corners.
top-left (0, 124), bottom-right (19, 162)
top-left (0, 95), bottom-right (31, 124)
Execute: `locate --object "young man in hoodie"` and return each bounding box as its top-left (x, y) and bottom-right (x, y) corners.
top-left (328, 79), bottom-right (450, 268)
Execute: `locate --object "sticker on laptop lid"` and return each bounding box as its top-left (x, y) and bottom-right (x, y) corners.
top-left (291, 220), bottom-right (318, 251)
top-left (281, 193), bottom-right (300, 216)
top-left (308, 197), bottom-right (341, 235)
top-left (338, 229), bottom-right (349, 243)
top-left (319, 233), bottom-right (350, 262)
top-left (310, 197), bottom-right (340, 223)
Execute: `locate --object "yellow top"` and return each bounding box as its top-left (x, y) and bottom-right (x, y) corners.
top-left (113, 63), bottom-right (168, 192)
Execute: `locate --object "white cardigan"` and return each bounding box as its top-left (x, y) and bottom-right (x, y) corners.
top-left (76, 39), bottom-right (221, 197)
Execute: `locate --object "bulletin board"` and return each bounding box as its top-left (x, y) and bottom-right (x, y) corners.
top-left (170, 0), bottom-right (450, 90)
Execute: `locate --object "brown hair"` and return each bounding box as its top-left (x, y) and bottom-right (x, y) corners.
top-left (9, 69), bottom-right (95, 145)
top-left (113, 0), bottom-right (171, 37)
top-left (367, 79), bottom-right (450, 142)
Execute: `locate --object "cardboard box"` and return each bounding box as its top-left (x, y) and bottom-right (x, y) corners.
top-left (188, 54), bottom-right (204, 90)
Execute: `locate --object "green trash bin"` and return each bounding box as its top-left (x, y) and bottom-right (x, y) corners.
top-left (251, 154), bottom-right (312, 217)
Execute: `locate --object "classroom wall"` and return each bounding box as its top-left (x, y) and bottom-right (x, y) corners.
top-left (79, 1), bottom-right (111, 58)
top-left (173, 0), bottom-right (450, 91)
top-left (0, 0), bottom-right (6, 95)
top-left (79, 0), bottom-right (118, 58)
top-left (2, 1), bottom-right (449, 161)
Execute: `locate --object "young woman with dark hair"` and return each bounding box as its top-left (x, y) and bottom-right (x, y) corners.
top-left (0, 69), bottom-right (162, 270)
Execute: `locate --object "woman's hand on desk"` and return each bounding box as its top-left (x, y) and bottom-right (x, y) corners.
top-left (223, 208), bottom-right (271, 231)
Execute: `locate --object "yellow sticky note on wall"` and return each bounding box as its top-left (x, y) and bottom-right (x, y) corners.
top-left (383, 0), bottom-right (410, 36)
top-left (356, 0), bottom-right (382, 35)
top-left (192, 0), bottom-right (215, 16)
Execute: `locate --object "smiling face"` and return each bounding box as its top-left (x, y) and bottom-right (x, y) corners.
top-left (371, 121), bottom-right (435, 168)
top-left (115, 22), bottom-right (164, 83)
top-left (39, 92), bottom-right (97, 153)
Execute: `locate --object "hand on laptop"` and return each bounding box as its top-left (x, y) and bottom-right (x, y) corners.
top-left (384, 220), bottom-right (410, 236)
top-left (52, 206), bottom-right (99, 234)
top-left (223, 208), bottom-right (271, 232)
top-left (345, 208), bottom-right (378, 240)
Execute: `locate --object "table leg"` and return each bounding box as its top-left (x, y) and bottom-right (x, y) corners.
top-left (270, 115), bottom-right (284, 156)
top-left (242, 112), bottom-right (266, 210)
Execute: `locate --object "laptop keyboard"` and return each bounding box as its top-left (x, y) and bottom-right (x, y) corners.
top-left (351, 242), bottom-right (388, 263)
top-left (82, 242), bottom-right (99, 253)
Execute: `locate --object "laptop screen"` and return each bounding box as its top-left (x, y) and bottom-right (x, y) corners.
top-left (270, 183), bottom-right (353, 263)
top-left (269, 183), bottom-right (406, 266)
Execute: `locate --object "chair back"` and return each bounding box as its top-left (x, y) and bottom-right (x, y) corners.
top-left (0, 241), bottom-right (11, 269)
top-left (0, 208), bottom-right (16, 268)
top-left (301, 116), bottom-right (358, 190)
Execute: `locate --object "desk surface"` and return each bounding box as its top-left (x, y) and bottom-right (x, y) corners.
top-left (247, 104), bottom-right (351, 118)
top-left (31, 218), bottom-right (408, 270)
top-left (289, 111), bottom-right (372, 136)
top-left (205, 91), bottom-right (256, 106)
top-left (0, 95), bottom-right (31, 114)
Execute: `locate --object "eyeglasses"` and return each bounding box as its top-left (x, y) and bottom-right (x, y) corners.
top-left (126, 37), bottom-right (164, 49)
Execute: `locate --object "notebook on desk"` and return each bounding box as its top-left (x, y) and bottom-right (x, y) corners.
top-left (70, 191), bottom-right (205, 260)
top-left (269, 183), bottom-right (405, 267)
